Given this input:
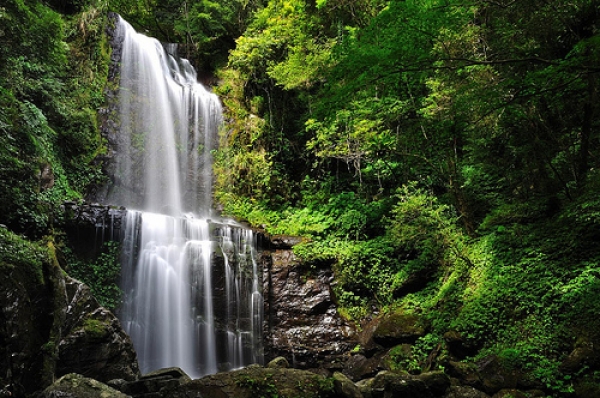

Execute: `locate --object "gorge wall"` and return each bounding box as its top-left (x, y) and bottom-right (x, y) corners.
top-left (261, 237), bottom-right (357, 371)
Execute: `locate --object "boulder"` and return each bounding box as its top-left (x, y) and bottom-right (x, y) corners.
top-left (560, 338), bottom-right (600, 374)
top-left (57, 277), bottom-right (140, 382)
top-left (443, 386), bottom-right (491, 398)
top-left (164, 366), bottom-right (334, 398)
top-left (267, 356), bottom-right (290, 369)
top-left (475, 355), bottom-right (522, 394)
top-left (38, 373), bottom-right (130, 398)
top-left (333, 371), bottom-right (363, 398)
top-left (369, 370), bottom-right (450, 398)
top-left (356, 378), bottom-right (375, 398)
top-left (343, 353), bottom-right (384, 381)
top-left (416, 371), bottom-right (452, 396)
top-left (109, 367), bottom-right (191, 397)
top-left (491, 389), bottom-right (534, 398)
top-left (444, 361), bottom-right (480, 387)
top-left (443, 331), bottom-right (480, 359)
top-left (445, 356), bottom-right (539, 395)
top-left (0, 231), bottom-right (139, 395)
top-left (372, 312), bottom-right (428, 346)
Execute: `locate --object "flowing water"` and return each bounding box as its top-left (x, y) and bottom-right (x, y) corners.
top-left (108, 16), bottom-right (263, 378)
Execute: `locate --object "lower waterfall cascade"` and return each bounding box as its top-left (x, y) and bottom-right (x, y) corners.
top-left (105, 15), bottom-right (263, 378)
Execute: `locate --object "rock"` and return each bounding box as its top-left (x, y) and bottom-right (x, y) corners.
top-left (39, 163), bottom-right (55, 191)
top-left (443, 386), bottom-right (491, 398)
top-left (443, 331), bottom-right (480, 359)
top-left (416, 371), bottom-right (451, 396)
top-left (268, 235), bottom-right (304, 249)
top-left (267, 356), bottom-right (290, 368)
top-left (476, 355), bottom-right (521, 394)
top-left (38, 373), bottom-right (130, 398)
top-left (491, 389), bottom-right (530, 398)
top-left (372, 312), bottom-right (428, 346)
top-left (444, 357), bottom-right (542, 395)
top-left (164, 366), bottom-right (334, 398)
top-left (444, 361), bottom-right (480, 387)
top-left (57, 277), bottom-right (140, 382)
top-left (0, 232), bottom-right (139, 395)
top-left (333, 371), bottom-right (363, 398)
top-left (370, 371), bottom-right (429, 398)
top-left (356, 378), bottom-right (375, 398)
top-left (560, 338), bottom-right (600, 374)
top-left (111, 367), bottom-right (191, 397)
top-left (0, 235), bottom-right (57, 396)
top-left (343, 353), bottom-right (384, 381)
top-left (574, 376), bottom-right (600, 398)
top-left (263, 248), bottom-right (356, 369)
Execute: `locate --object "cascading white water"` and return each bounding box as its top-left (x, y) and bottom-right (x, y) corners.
top-left (110, 16), bottom-right (263, 378)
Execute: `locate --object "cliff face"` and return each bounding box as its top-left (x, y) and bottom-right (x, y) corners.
top-left (0, 227), bottom-right (139, 397)
top-left (261, 237), bottom-right (357, 371)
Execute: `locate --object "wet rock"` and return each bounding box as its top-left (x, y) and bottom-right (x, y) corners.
top-left (38, 373), bottom-right (130, 398)
top-left (333, 371), bottom-right (363, 398)
top-left (263, 248), bottom-right (356, 370)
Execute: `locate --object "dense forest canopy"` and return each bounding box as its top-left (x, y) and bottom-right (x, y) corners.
top-left (1, 0), bottom-right (600, 395)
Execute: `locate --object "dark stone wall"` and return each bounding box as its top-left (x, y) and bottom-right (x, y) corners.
top-left (261, 239), bottom-right (357, 371)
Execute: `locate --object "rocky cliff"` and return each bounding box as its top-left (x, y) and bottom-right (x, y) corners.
top-left (261, 236), bottom-right (357, 371)
top-left (0, 225), bottom-right (138, 397)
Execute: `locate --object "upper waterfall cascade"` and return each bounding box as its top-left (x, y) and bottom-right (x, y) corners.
top-left (108, 16), bottom-right (263, 378)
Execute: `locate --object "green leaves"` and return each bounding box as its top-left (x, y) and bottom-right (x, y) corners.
top-left (64, 241), bottom-right (123, 310)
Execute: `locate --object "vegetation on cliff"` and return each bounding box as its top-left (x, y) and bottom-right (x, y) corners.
top-left (1, 0), bottom-right (600, 395)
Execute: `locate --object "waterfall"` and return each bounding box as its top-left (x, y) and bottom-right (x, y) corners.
top-left (108, 16), bottom-right (263, 378)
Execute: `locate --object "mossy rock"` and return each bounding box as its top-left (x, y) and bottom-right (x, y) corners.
top-left (372, 312), bottom-right (428, 346)
top-left (165, 366), bottom-right (335, 398)
top-left (39, 373), bottom-right (129, 398)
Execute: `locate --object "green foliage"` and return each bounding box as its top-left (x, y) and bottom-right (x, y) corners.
top-left (236, 373), bottom-right (279, 398)
top-left (0, 0), bottom-right (108, 236)
top-left (0, 227), bottom-right (48, 284)
top-left (64, 241), bottom-right (123, 310)
top-left (387, 334), bottom-right (441, 374)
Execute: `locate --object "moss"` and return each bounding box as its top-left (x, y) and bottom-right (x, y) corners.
top-left (374, 312), bottom-right (427, 342)
top-left (0, 228), bottom-right (47, 284)
top-left (82, 317), bottom-right (110, 340)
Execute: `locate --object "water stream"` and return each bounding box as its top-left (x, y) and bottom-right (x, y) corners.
top-left (108, 16), bottom-right (263, 378)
